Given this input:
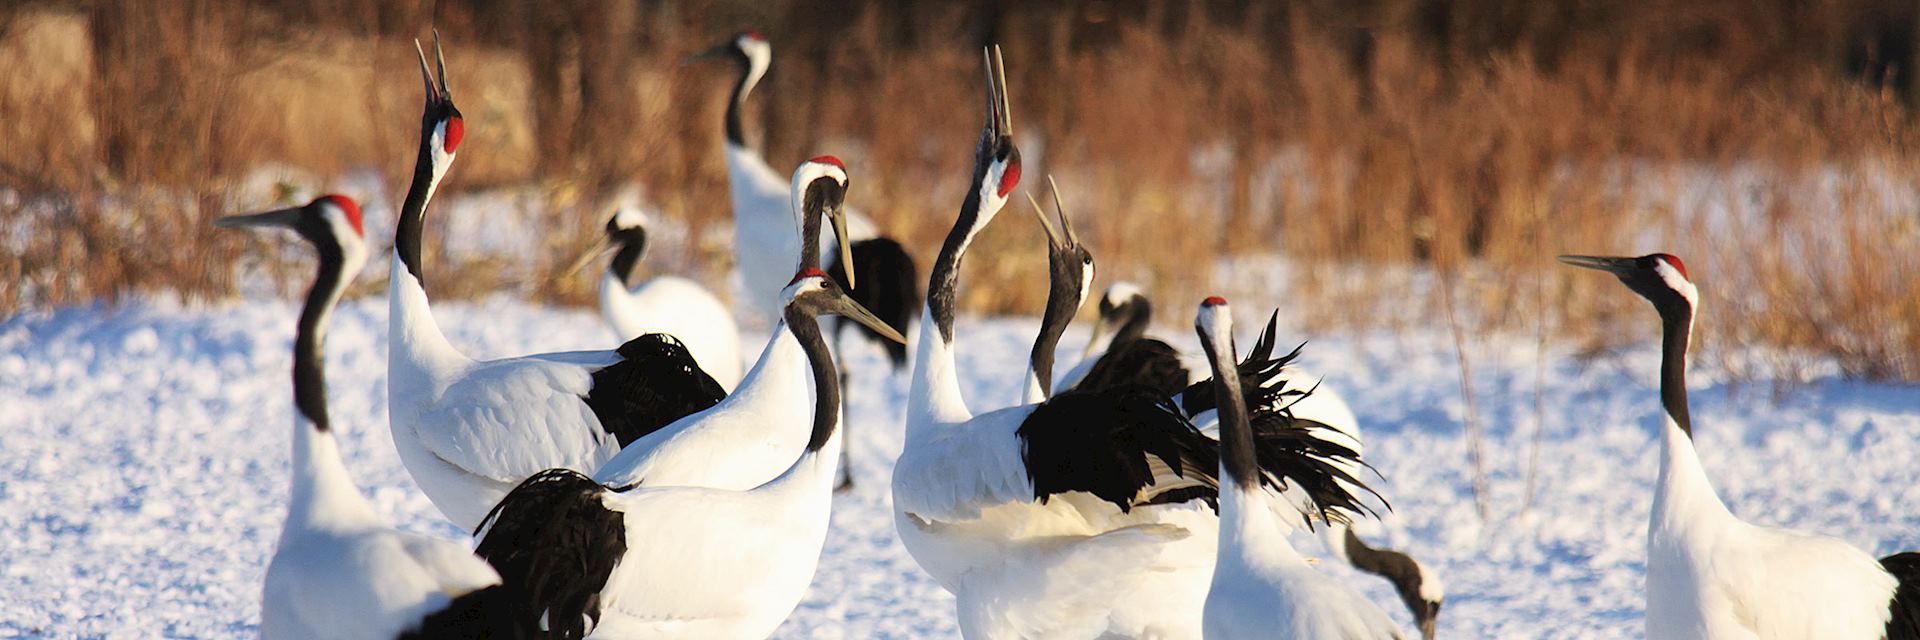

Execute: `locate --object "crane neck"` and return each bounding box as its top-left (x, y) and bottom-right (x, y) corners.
top-left (908, 187), bottom-right (987, 434)
top-left (287, 234), bottom-right (381, 530)
top-left (610, 235), bottom-right (646, 289)
top-left (395, 140), bottom-right (444, 282)
top-left (1114, 297), bottom-right (1153, 347)
top-left (1204, 338), bottom-right (1257, 491)
top-left (1659, 304), bottom-right (1693, 438)
top-left (1024, 267), bottom-right (1079, 403)
top-left (293, 243), bottom-right (349, 434)
top-left (783, 305), bottom-right (841, 452)
top-left (725, 50), bottom-right (767, 148)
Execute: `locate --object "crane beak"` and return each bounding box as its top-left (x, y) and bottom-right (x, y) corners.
top-left (828, 201), bottom-right (857, 290)
top-left (982, 45), bottom-right (1012, 141)
top-left (824, 288), bottom-right (906, 345)
top-left (413, 39), bottom-right (438, 105)
top-left (214, 207), bottom-right (302, 230)
top-left (1556, 254), bottom-right (1636, 274)
top-left (431, 29), bottom-right (452, 99)
top-left (1025, 191), bottom-right (1062, 250)
top-left (560, 236), bottom-right (615, 279)
top-left (1081, 317), bottom-right (1109, 358)
top-left (413, 31), bottom-right (452, 104)
top-left (1047, 175), bottom-right (1077, 247)
top-left (683, 42), bottom-right (733, 66)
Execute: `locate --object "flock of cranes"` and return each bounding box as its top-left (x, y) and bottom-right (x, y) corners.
top-left (213, 29), bottom-right (1918, 640)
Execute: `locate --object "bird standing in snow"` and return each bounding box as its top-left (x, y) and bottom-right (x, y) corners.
top-left (1051, 263), bottom-right (1445, 636)
top-left (690, 29), bottom-right (922, 490)
top-left (218, 195), bottom-right (507, 639)
top-left (892, 48), bottom-right (1382, 639)
top-left (590, 158), bottom-right (905, 495)
top-left (1194, 296), bottom-right (1404, 640)
top-left (384, 34), bottom-right (727, 531)
top-left (562, 206), bottom-right (744, 389)
top-left (1560, 252), bottom-right (1920, 640)
top-left (469, 267), bottom-right (892, 638)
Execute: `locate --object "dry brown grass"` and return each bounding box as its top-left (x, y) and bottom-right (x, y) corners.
top-left (2, 1), bottom-right (1917, 380)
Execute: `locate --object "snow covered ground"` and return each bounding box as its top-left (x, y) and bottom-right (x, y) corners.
top-left (2, 292), bottom-right (1916, 637)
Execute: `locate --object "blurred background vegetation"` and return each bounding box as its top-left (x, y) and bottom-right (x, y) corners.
top-left (1, 0), bottom-right (1916, 380)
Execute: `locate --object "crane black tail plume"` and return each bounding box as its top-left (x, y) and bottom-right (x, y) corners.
top-left (829, 237), bottom-right (919, 368)
top-left (1884, 551), bottom-right (1920, 640)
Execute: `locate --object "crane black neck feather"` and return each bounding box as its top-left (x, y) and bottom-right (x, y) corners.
top-left (725, 51), bottom-right (752, 147)
top-left (783, 303), bottom-right (841, 451)
top-left (293, 236), bottom-right (348, 433)
top-left (1115, 296), bottom-right (1153, 345)
top-left (798, 178), bottom-right (842, 271)
top-left (928, 186), bottom-right (983, 344)
top-left (1659, 303), bottom-right (1693, 438)
top-left (396, 131), bottom-right (436, 282)
top-left (1029, 258), bottom-right (1079, 395)
top-left (609, 228), bottom-right (647, 289)
top-left (1202, 334), bottom-right (1257, 489)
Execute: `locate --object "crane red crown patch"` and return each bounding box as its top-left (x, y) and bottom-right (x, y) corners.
top-left (443, 117), bottom-right (465, 153)
top-left (808, 155), bottom-right (845, 171)
top-left (321, 194), bottom-right (364, 236)
top-left (1654, 253), bottom-right (1687, 279)
top-left (790, 267), bottom-right (829, 285)
top-left (1202, 296), bottom-right (1227, 307)
top-left (742, 30), bottom-right (764, 42)
top-left (997, 159), bottom-right (1021, 197)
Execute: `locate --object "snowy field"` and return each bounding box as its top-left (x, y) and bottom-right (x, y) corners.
top-left (2, 292), bottom-right (1917, 638)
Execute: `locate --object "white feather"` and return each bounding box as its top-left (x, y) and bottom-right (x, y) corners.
top-left (1204, 482), bottom-right (1403, 640)
top-left (1644, 417), bottom-right (1897, 639)
top-left (265, 404), bottom-right (498, 639)
top-left (593, 318), bottom-right (813, 490)
top-left (583, 422), bottom-right (842, 638)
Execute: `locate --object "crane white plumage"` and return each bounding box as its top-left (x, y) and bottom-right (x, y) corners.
top-left (1195, 297), bottom-right (1404, 640)
top-left (893, 49), bottom-right (1381, 639)
top-left (1560, 253), bottom-right (1920, 640)
top-left (1056, 281), bottom-right (1445, 637)
top-left (217, 195), bottom-right (506, 640)
top-left (562, 205), bottom-right (744, 389)
top-left (469, 268), bottom-right (888, 638)
top-left (384, 34), bottom-right (727, 531)
top-left (592, 158), bottom-right (906, 492)
top-left (691, 30), bottom-right (923, 490)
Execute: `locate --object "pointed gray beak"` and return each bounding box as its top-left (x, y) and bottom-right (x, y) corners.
top-left (828, 200), bottom-right (856, 290)
top-left (1025, 191), bottom-right (1063, 250)
top-left (215, 207), bottom-right (302, 230)
top-left (683, 42), bottom-right (733, 66)
top-left (1556, 254), bottom-right (1636, 274)
top-left (827, 288), bottom-right (906, 345)
top-left (413, 31), bottom-right (452, 104)
top-left (560, 235), bottom-right (615, 279)
top-left (982, 45), bottom-right (1012, 141)
top-left (1081, 316), bottom-right (1109, 358)
top-left (1026, 175), bottom-right (1079, 251)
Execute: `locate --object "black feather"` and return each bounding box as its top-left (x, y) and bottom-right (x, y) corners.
top-left (1178, 312), bottom-right (1289, 417)
top-left (1885, 551), bottom-right (1920, 640)
top-left (1244, 413), bottom-right (1382, 528)
top-left (399, 585), bottom-right (528, 640)
top-left (1018, 386), bottom-right (1221, 512)
top-left (584, 333), bottom-right (727, 447)
top-left (1073, 338), bottom-right (1188, 397)
top-left (828, 237), bottom-right (920, 368)
top-left (472, 469), bottom-right (627, 640)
